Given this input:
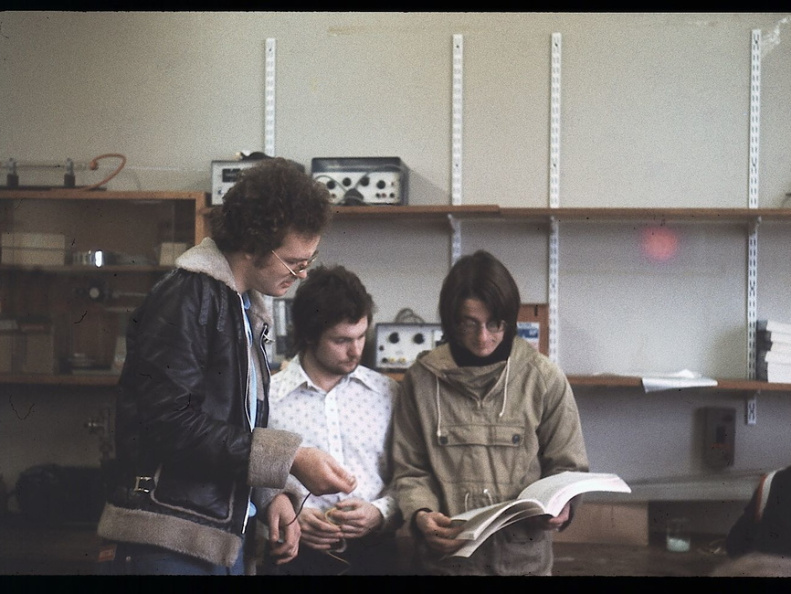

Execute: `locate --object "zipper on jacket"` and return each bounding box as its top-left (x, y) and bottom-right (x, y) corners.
top-left (257, 323), bottom-right (272, 428)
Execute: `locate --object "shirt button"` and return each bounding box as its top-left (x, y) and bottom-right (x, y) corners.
top-left (512, 434), bottom-right (521, 444)
top-left (439, 435), bottom-right (448, 445)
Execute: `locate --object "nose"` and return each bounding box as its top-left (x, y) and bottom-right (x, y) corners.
top-left (349, 340), bottom-right (364, 358)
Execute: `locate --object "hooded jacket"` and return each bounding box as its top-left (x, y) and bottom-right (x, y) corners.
top-left (97, 238), bottom-right (302, 568)
top-left (391, 336), bottom-right (588, 575)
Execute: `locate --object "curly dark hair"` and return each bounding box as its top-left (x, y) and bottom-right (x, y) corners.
top-left (439, 250), bottom-right (521, 346)
top-left (289, 264), bottom-right (374, 357)
top-left (209, 157), bottom-right (332, 255)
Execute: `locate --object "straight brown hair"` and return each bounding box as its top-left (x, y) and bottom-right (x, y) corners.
top-left (438, 250), bottom-right (520, 345)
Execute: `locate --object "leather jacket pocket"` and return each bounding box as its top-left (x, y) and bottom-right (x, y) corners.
top-left (150, 467), bottom-right (234, 522)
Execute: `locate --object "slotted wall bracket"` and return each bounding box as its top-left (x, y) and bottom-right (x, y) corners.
top-left (448, 214), bottom-right (462, 265)
top-left (264, 38), bottom-right (276, 157)
top-left (547, 33), bottom-right (562, 364)
top-left (449, 34), bottom-right (464, 268)
top-left (746, 30), bottom-right (761, 380)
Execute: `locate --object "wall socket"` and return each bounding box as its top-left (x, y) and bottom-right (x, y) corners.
top-left (745, 396), bottom-right (757, 425)
top-left (702, 406), bottom-right (736, 469)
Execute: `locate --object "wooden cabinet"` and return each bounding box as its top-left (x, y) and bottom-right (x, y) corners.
top-left (0, 190), bottom-right (208, 386)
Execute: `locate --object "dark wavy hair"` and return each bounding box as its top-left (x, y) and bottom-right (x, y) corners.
top-left (290, 265), bottom-right (374, 356)
top-left (439, 250), bottom-right (521, 346)
top-left (209, 157), bottom-right (332, 255)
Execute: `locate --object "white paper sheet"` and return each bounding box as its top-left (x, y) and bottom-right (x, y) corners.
top-left (637, 369), bottom-right (718, 393)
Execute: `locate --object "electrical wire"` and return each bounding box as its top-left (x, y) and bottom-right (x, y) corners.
top-left (394, 308), bottom-right (424, 324)
top-left (281, 491), bottom-right (350, 573)
top-left (77, 153), bottom-right (127, 191)
top-left (285, 491), bottom-right (311, 526)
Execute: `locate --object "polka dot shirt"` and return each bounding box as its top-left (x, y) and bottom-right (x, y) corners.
top-left (268, 355), bottom-right (401, 529)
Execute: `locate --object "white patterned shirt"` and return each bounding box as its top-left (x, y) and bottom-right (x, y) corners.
top-left (268, 355), bottom-right (401, 530)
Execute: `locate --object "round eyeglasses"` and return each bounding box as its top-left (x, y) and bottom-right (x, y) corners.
top-left (270, 250), bottom-right (319, 277)
top-left (457, 319), bottom-right (506, 335)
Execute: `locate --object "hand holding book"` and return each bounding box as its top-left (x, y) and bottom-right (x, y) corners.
top-left (449, 471), bottom-right (631, 558)
top-left (414, 509), bottom-right (467, 556)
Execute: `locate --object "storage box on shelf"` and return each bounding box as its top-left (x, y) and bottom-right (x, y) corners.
top-left (0, 190), bottom-right (208, 385)
top-left (1, 232), bottom-right (67, 266)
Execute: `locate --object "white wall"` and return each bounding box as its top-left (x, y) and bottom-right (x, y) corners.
top-left (2, 12), bottom-right (791, 520)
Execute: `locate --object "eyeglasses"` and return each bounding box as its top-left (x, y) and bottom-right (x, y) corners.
top-left (457, 319), bottom-right (507, 335)
top-left (270, 250), bottom-right (319, 277)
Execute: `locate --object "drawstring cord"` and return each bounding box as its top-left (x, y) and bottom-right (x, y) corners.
top-left (464, 488), bottom-right (495, 512)
top-left (435, 376), bottom-right (442, 438)
top-left (499, 357), bottom-right (510, 417)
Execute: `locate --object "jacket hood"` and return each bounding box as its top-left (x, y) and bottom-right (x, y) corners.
top-left (176, 237), bottom-right (272, 327)
top-left (426, 345), bottom-right (502, 400)
top-left (416, 339), bottom-right (542, 417)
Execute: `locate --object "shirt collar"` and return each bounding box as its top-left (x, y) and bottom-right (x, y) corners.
top-left (270, 354), bottom-right (378, 402)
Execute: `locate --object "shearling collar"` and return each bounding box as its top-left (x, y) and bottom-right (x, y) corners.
top-left (175, 237), bottom-right (272, 327)
top-left (176, 237), bottom-right (239, 290)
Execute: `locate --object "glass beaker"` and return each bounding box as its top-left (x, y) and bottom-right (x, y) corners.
top-left (666, 517), bottom-right (691, 552)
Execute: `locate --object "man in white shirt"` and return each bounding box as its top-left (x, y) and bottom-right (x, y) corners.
top-left (263, 265), bottom-right (402, 575)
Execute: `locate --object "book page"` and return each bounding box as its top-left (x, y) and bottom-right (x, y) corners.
top-left (452, 508), bottom-right (539, 558)
top-left (456, 499), bottom-right (544, 541)
top-left (451, 472), bottom-right (631, 544)
top-left (515, 471), bottom-right (629, 515)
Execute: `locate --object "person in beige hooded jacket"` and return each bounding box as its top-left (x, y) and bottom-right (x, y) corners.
top-left (391, 250), bottom-right (588, 575)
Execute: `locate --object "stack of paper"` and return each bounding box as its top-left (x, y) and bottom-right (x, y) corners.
top-left (756, 320), bottom-right (791, 383)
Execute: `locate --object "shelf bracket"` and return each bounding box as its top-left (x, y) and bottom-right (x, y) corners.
top-left (748, 29), bottom-right (761, 210)
top-left (746, 29), bottom-right (761, 380)
top-left (447, 34), bottom-right (464, 269)
top-left (448, 214), bottom-right (462, 266)
top-left (264, 38), bottom-right (277, 157)
top-left (451, 34), bottom-right (463, 207)
top-left (747, 218), bottom-right (759, 380)
top-left (548, 217), bottom-right (559, 363)
top-left (546, 33), bottom-right (562, 364)
top-left (549, 33), bottom-right (561, 209)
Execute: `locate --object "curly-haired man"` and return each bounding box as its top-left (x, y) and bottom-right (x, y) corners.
top-left (97, 158), bottom-right (357, 575)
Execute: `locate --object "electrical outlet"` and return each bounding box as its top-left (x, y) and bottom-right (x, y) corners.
top-left (702, 407), bottom-right (736, 469)
top-left (746, 397), bottom-right (757, 426)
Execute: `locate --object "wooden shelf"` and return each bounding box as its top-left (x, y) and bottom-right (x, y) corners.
top-left (569, 375), bottom-right (791, 392)
top-left (0, 265), bottom-right (172, 273)
top-left (500, 207), bottom-right (791, 222)
top-left (331, 204), bottom-right (501, 219)
top-left (382, 371), bottom-right (791, 393)
top-left (0, 189), bottom-right (204, 201)
top-left (328, 204), bottom-right (791, 223)
top-left (2, 189), bottom-right (209, 249)
top-left (23, 372), bottom-right (789, 392)
top-left (0, 373), bottom-right (120, 386)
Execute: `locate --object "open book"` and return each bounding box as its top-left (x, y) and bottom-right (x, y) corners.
top-left (449, 471), bottom-right (631, 558)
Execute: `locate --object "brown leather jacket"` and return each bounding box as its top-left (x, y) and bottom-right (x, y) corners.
top-left (98, 238), bottom-right (301, 567)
